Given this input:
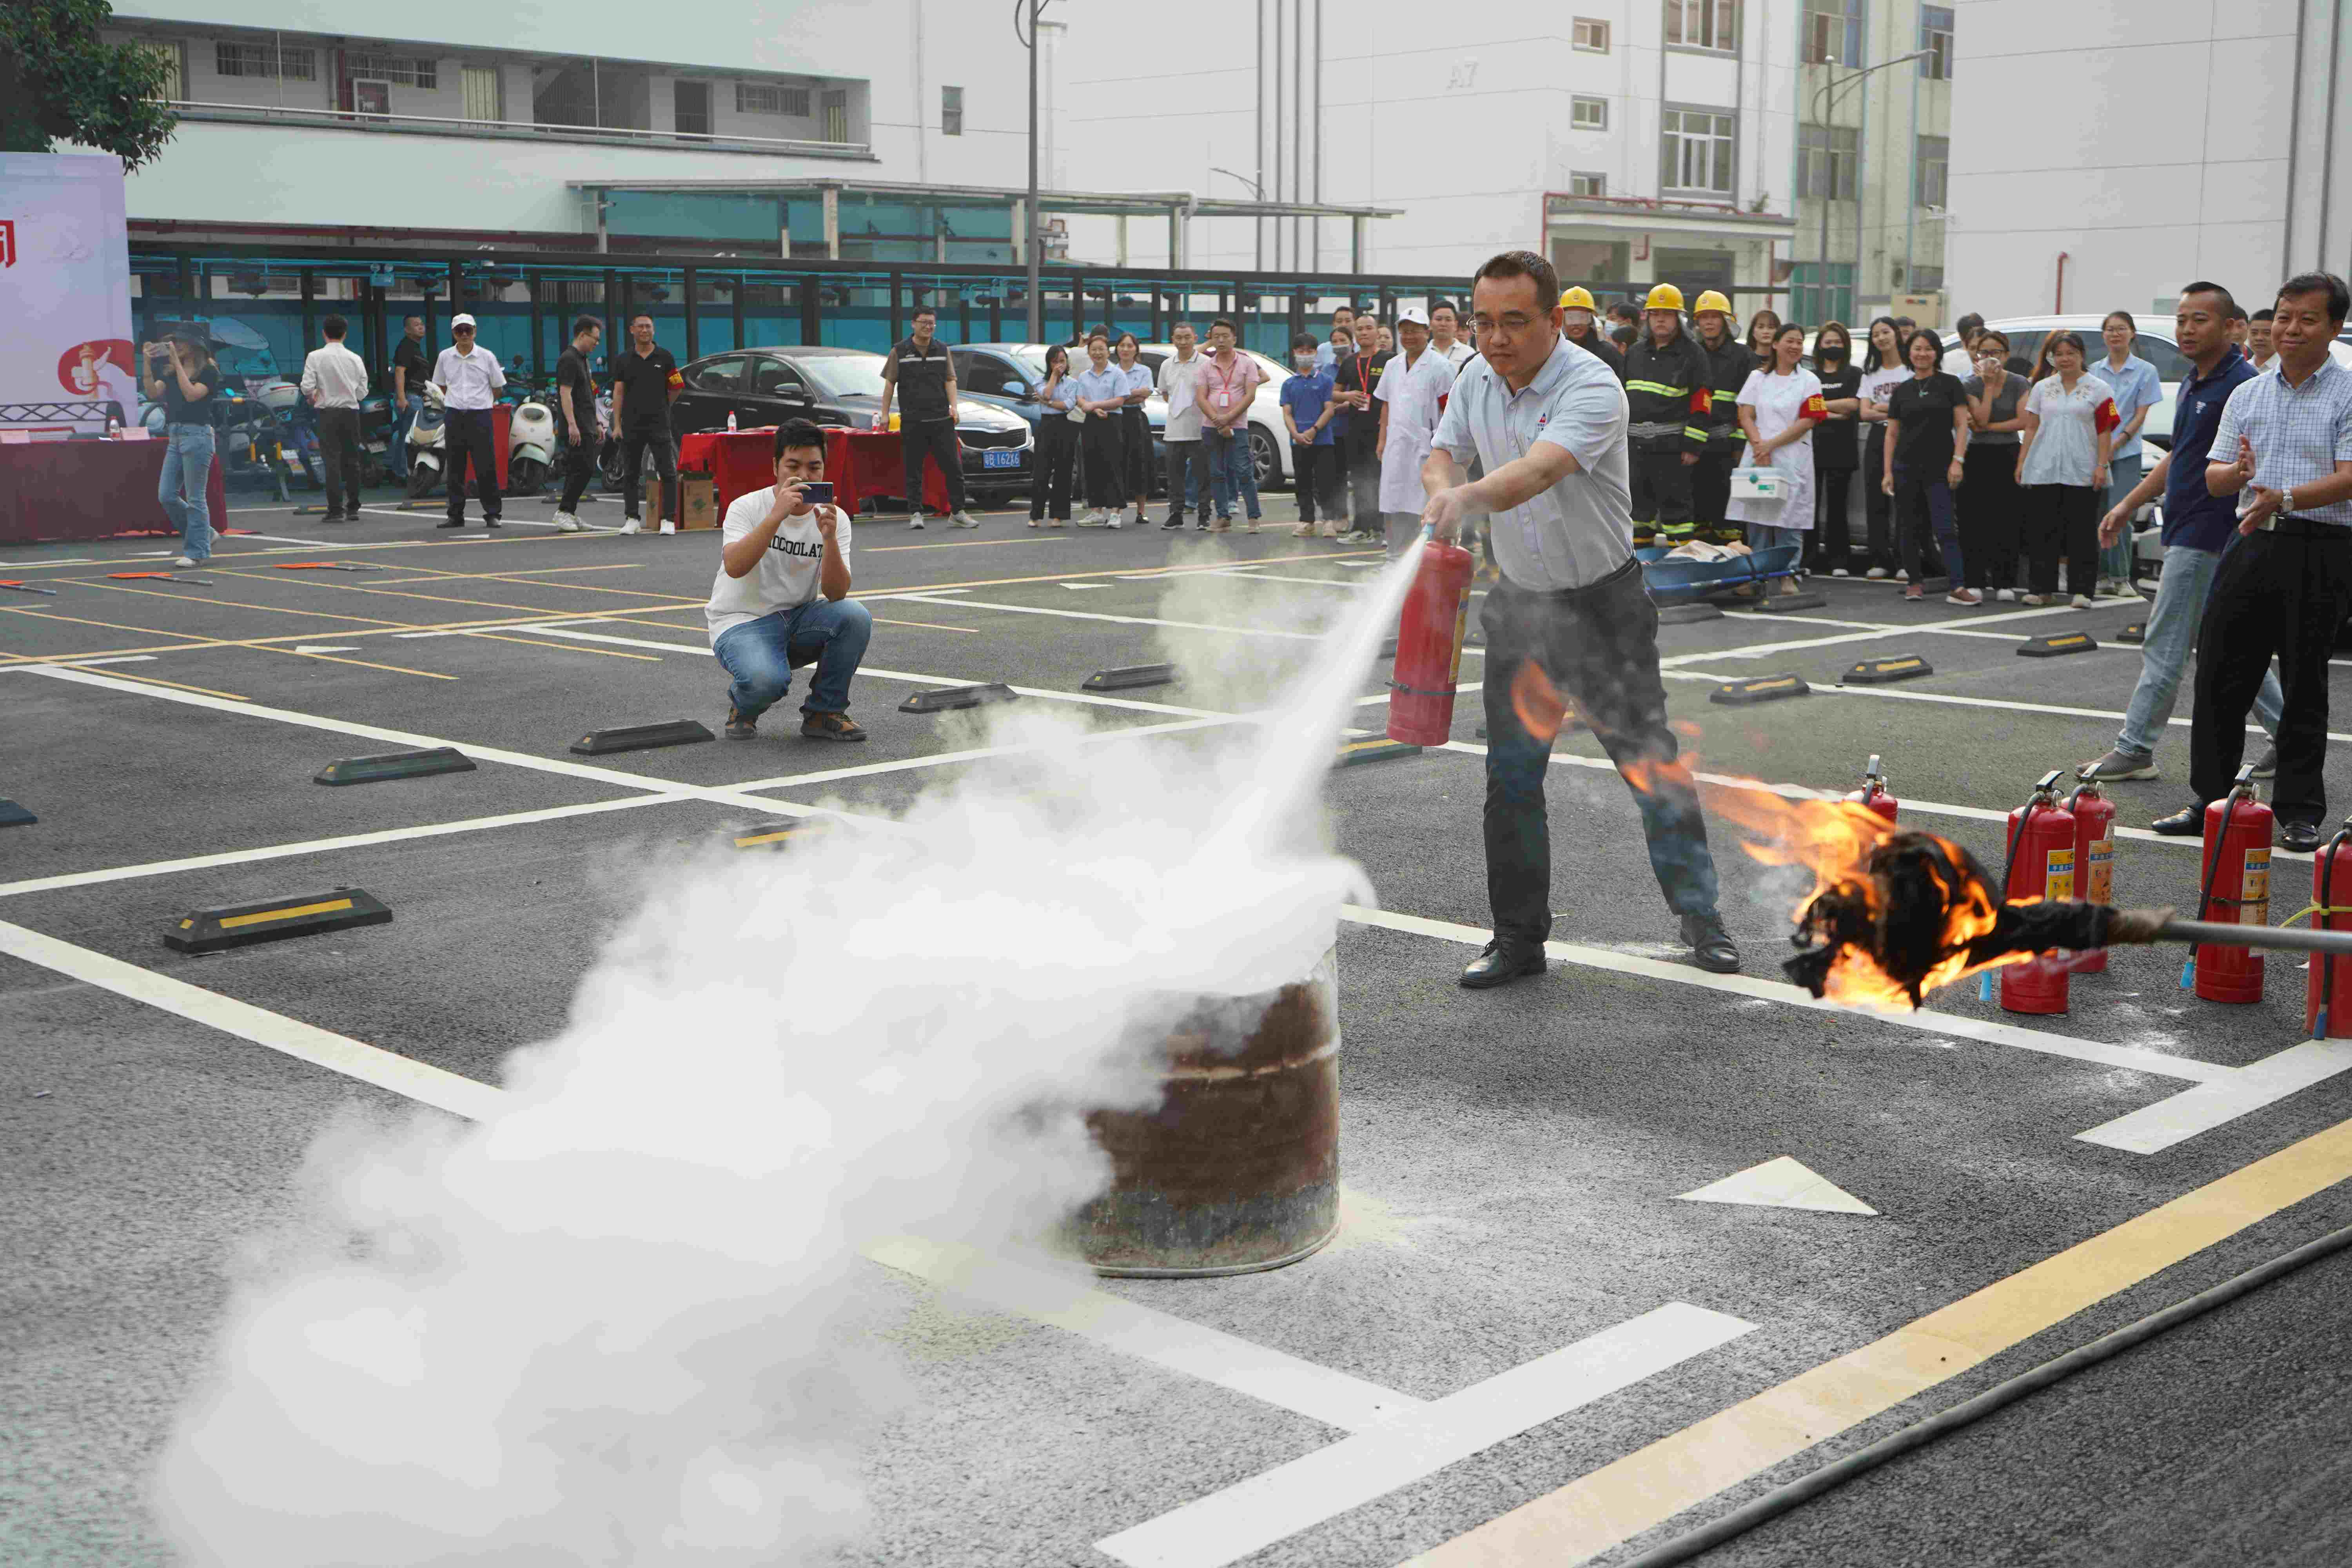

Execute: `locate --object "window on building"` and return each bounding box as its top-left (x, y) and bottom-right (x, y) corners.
top-left (1798, 124), bottom-right (1858, 200)
top-left (140, 40), bottom-right (183, 101)
top-left (1665, 0), bottom-right (1738, 52)
top-left (215, 40), bottom-right (315, 81)
top-left (1573, 17), bottom-right (1611, 52)
top-left (1802, 0), bottom-right (1862, 66)
top-left (344, 51), bottom-right (435, 88)
top-left (1921, 7), bottom-right (1954, 78)
top-left (1660, 107), bottom-right (1735, 193)
top-left (1570, 171), bottom-right (1608, 197)
top-left (674, 80), bottom-right (711, 136)
top-left (1571, 95), bottom-right (1608, 130)
top-left (942, 85), bottom-right (963, 136)
top-left (737, 82), bottom-right (813, 118)
top-left (1916, 134), bottom-right (1949, 207)
top-left (821, 90), bottom-right (849, 142)
top-left (461, 65), bottom-right (501, 123)
top-left (1791, 261), bottom-right (1854, 324)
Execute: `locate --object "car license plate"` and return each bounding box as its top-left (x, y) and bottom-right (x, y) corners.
top-left (983, 448), bottom-right (1020, 469)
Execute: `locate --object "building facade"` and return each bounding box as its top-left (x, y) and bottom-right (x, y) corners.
top-left (1789, 0), bottom-right (1953, 327)
top-left (1946, 0), bottom-right (2350, 321)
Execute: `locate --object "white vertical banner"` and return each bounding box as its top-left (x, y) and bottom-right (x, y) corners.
top-left (0, 152), bottom-right (136, 426)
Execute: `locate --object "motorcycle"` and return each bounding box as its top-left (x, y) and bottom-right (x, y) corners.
top-left (213, 385), bottom-right (296, 502)
top-left (507, 380), bottom-right (557, 496)
top-left (405, 385), bottom-right (448, 499)
top-left (595, 388), bottom-right (625, 491)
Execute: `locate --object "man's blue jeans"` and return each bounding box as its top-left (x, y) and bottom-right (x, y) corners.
top-left (713, 598), bottom-right (873, 720)
top-left (2118, 543), bottom-right (2282, 758)
top-left (1203, 427), bottom-right (1250, 519)
top-left (390, 394), bottom-right (419, 478)
top-left (158, 425), bottom-right (216, 561)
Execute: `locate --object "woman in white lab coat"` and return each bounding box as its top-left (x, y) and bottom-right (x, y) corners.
top-left (1726, 322), bottom-right (1826, 595)
top-left (1374, 307), bottom-right (1454, 559)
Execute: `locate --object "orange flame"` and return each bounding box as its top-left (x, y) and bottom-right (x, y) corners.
top-left (1510, 661), bottom-right (1572, 743)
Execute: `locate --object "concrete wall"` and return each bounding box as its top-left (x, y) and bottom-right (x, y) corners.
top-left (1946, 0), bottom-right (2349, 320)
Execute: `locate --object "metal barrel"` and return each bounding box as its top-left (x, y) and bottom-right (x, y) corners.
top-left (1067, 947), bottom-right (1340, 1278)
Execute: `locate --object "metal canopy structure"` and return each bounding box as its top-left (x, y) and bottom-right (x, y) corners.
top-left (570, 177), bottom-right (1403, 272)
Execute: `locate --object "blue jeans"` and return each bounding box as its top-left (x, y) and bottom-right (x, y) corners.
top-left (1744, 523), bottom-right (1803, 554)
top-left (712, 598), bottom-right (874, 720)
top-left (1203, 427), bottom-right (1251, 519)
top-left (2099, 452), bottom-right (2142, 581)
top-left (159, 425), bottom-right (216, 560)
top-left (2118, 543), bottom-right (2283, 759)
top-left (1892, 463), bottom-right (1961, 585)
top-left (390, 395), bottom-right (419, 478)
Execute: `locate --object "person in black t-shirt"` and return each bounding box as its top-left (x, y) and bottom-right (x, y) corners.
top-left (142, 331), bottom-right (223, 566)
top-left (609, 314), bottom-right (681, 534)
top-left (1807, 321), bottom-right (1864, 573)
top-left (390, 316), bottom-right (429, 480)
top-left (551, 315), bottom-right (603, 532)
top-left (1880, 327), bottom-right (1971, 601)
top-left (1333, 314), bottom-right (1389, 540)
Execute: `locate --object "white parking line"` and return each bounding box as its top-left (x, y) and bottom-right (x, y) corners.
top-left (2075, 1038), bottom-right (2352, 1152)
top-left (1094, 1303), bottom-right (1756, 1568)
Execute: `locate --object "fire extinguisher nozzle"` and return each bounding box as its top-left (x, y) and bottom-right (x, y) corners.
top-left (2180, 958), bottom-right (2197, 989)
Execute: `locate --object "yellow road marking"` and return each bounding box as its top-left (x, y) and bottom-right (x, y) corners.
top-left (459, 630), bottom-right (661, 662)
top-left (63, 665), bottom-right (248, 701)
top-left (218, 897), bottom-right (353, 929)
top-left (732, 829), bottom-right (802, 847)
top-left (201, 566), bottom-right (680, 618)
top-left (865, 536), bottom-right (1070, 553)
top-left (66, 577), bottom-right (401, 624)
top-left (263, 646), bottom-right (457, 681)
top-left (1413, 1111), bottom-right (2352, 1565)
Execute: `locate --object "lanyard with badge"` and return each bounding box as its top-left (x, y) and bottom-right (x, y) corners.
top-left (1204, 355), bottom-right (1246, 418)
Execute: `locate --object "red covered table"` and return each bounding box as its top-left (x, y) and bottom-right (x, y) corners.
top-left (0, 437), bottom-right (230, 546)
top-left (678, 426), bottom-right (949, 521)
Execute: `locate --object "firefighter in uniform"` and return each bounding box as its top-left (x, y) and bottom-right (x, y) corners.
top-left (1559, 287), bottom-right (1625, 383)
top-left (1622, 283), bottom-right (1711, 545)
top-left (1690, 290), bottom-right (1751, 543)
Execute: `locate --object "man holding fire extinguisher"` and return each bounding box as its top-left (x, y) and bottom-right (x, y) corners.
top-left (1419, 250), bottom-right (1740, 986)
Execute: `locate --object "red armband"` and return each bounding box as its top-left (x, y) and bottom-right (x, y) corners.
top-left (1690, 388), bottom-right (1711, 414)
top-left (2093, 397), bottom-right (2120, 434)
top-left (1801, 394), bottom-right (1828, 421)
top-left (666, 369), bottom-right (685, 390)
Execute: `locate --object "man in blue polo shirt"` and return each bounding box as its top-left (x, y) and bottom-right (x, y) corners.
top-left (2078, 282), bottom-right (2281, 789)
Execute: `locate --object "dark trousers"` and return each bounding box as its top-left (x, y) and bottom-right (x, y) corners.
top-left (1344, 425), bottom-right (1380, 529)
top-left (1894, 462), bottom-right (1956, 583)
top-left (619, 426), bottom-right (677, 523)
top-left (1291, 442), bottom-right (1338, 523)
top-left (558, 437), bottom-right (595, 512)
top-left (317, 406), bottom-right (361, 517)
top-left (1078, 411), bottom-right (1125, 508)
top-left (899, 416), bottom-right (964, 516)
top-left (1163, 439), bottom-right (1207, 523)
top-left (1629, 446), bottom-right (1695, 535)
top-left (1692, 446), bottom-right (1737, 532)
top-left (1958, 444), bottom-right (2021, 591)
top-left (2191, 526), bottom-right (2352, 822)
top-left (2024, 483), bottom-right (2100, 597)
top-left (1862, 425), bottom-right (1895, 569)
top-left (1480, 568), bottom-right (1723, 947)
top-left (443, 407), bottom-right (500, 523)
top-left (1812, 466), bottom-right (1856, 566)
top-left (1120, 407), bottom-right (1152, 500)
top-left (1033, 416), bottom-right (1078, 520)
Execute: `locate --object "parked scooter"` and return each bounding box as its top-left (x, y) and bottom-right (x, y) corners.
top-left (405, 384), bottom-right (449, 498)
top-left (507, 380), bottom-right (557, 495)
top-left (213, 384), bottom-right (296, 502)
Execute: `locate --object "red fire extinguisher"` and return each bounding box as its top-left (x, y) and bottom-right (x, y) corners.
top-left (1998, 769), bottom-right (2077, 1016)
top-left (2064, 779), bottom-right (2116, 974)
top-left (1847, 754), bottom-right (1898, 823)
top-left (2187, 763), bottom-right (2273, 1004)
top-left (2307, 822), bottom-right (2352, 1037)
top-left (1386, 535), bottom-right (1477, 746)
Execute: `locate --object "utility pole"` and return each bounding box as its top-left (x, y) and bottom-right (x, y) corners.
top-left (1809, 50), bottom-right (1924, 319)
top-left (1023, 0), bottom-right (1053, 343)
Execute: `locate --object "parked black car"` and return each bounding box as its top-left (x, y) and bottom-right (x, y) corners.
top-left (668, 345), bottom-right (1034, 503)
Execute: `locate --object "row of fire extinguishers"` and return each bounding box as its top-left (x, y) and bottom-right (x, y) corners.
top-left (1849, 756), bottom-right (2352, 1037)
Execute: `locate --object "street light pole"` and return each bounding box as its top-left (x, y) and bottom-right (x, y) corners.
top-left (1024, 0), bottom-right (1043, 343)
top-left (1808, 49), bottom-right (1926, 319)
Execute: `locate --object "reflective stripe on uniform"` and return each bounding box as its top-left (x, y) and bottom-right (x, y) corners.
top-left (1626, 380), bottom-right (1689, 397)
top-left (1682, 426), bottom-right (1712, 442)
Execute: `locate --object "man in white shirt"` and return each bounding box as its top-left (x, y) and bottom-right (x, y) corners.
top-left (707, 420), bottom-right (874, 742)
top-left (299, 314), bottom-right (371, 522)
top-left (1376, 305), bottom-right (1452, 557)
top-left (426, 313), bottom-right (505, 530)
top-left (1430, 300), bottom-right (1476, 370)
top-left (1157, 323), bottom-right (1209, 530)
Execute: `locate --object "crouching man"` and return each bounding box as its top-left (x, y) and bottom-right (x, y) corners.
top-left (706, 419), bottom-right (873, 741)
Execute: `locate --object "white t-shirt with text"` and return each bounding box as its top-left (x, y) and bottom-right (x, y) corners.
top-left (705, 485), bottom-right (852, 644)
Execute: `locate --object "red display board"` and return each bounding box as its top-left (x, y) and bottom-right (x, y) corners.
top-left (678, 425), bottom-right (949, 522)
top-left (0, 437), bottom-right (231, 545)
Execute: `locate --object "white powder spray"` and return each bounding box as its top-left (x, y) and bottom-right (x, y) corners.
top-left (152, 544), bottom-right (1428, 1566)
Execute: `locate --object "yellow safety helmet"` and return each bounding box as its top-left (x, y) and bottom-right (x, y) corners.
top-left (1692, 289), bottom-right (1733, 317)
top-left (1559, 286), bottom-right (1597, 311)
top-left (1643, 283), bottom-right (1685, 312)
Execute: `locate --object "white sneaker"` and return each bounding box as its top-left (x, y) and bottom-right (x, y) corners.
top-left (950, 511), bottom-right (982, 529)
top-left (1106, 513), bottom-right (1124, 529)
top-left (909, 515), bottom-right (927, 530)
top-left (1078, 509), bottom-right (1111, 528)
top-left (1831, 568), bottom-right (1851, 577)
top-left (1895, 568), bottom-right (1909, 583)
top-left (659, 519), bottom-right (676, 535)
top-left (619, 517), bottom-right (643, 536)
top-left (1865, 566), bottom-right (1889, 579)
top-left (1996, 588), bottom-right (2017, 602)
top-left (2070, 593), bottom-right (2094, 608)
top-left (172, 555), bottom-right (198, 568)
top-left (552, 512), bottom-right (583, 533)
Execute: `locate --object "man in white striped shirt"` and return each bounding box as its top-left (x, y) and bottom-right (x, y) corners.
top-left (299, 315), bottom-right (370, 521)
top-left (2174, 272), bottom-right (2352, 850)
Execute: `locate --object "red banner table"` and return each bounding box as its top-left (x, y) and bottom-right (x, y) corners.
top-left (0, 437), bottom-right (231, 546)
top-left (677, 426), bottom-right (949, 521)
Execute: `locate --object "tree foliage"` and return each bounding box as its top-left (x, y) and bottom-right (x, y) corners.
top-left (0, 0), bottom-right (178, 169)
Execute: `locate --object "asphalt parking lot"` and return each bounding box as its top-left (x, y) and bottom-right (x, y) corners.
top-left (8, 481), bottom-right (2352, 1567)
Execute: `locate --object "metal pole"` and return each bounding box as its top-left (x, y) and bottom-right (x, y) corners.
top-left (1292, 0), bottom-right (1303, 270)
top-left (1025, 0), bottom-right (1042, 343)
top-left (1274, 0), bottom-right (1284, 272)
top-left (1255, 0), bottom-right (1266, 271)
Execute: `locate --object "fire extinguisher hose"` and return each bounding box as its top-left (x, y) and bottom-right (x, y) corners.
top-left (2181, 794), bottom-right (2243, 989)
top-left (1981, 801), bottom-right (2042, 1000)
top-left (1615, 1215), bottom-right (2352, 1568)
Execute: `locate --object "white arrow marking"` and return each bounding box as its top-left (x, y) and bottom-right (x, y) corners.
top-left (293, 645), bottom-right (361, 654)
top-left (1676, 1156), bottom-right (1878, 1214)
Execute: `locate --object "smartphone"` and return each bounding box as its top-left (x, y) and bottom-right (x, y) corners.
top-left (800, 481), bottom-right (834, 506)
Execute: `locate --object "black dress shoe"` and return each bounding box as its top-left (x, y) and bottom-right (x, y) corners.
top-left (2151, 806), bottom-right (2203, 836)
top-left (436, 519), bottom-right (465, 529)
top-left (1680, 912), bottom-right (1741, 974)
top-left (1460, 940), bottom-right (1547, 989)
top-left (2280, 820), bottom-right (2324, 853)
